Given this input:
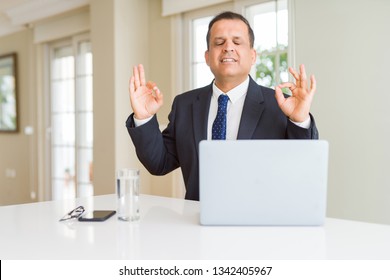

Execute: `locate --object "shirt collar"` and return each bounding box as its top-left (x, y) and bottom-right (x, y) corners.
top-left (212, 76), bottom-right (250, 104)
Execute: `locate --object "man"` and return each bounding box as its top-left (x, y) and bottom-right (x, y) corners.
top-left (126, 11), bottom-right (318, 201)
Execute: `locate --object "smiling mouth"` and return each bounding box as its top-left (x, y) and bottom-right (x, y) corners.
top-left (221, 58), bottom-right (237, 63)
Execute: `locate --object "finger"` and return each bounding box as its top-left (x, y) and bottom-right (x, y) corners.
top-left (278, 82), bottom-right (295, 89)
top-left (278, 82), bottom-right (297, 93)
top-left (129, 76), bottom-right (136, 110)
top-left (154, 86), bottom-right (164, 106)
top-left (129, 76), bottom-right (135, 95)
top-left (139, 64), bottom-right (146, 86)
top-left (289, 67), bottom-right (301, 87)
top-left (274, 85), bottom-right (286, 107)
top-left (133, 65), bottom-right (140, 89)
top-left (146, 81), bottom-right (156, 90)
top-left (300, 64), bottom-right (308, 89)
top-left (310, 74), bottom-right (317, 94)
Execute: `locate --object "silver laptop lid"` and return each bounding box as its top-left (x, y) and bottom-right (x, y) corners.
top-left (199, 140), bottom-right (329, 226)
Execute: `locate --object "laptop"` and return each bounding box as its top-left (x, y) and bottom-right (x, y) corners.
top-left (199, 140), bottom-right (329, 226)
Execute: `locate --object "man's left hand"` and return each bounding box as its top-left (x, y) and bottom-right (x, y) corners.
top-left (275, 64), bottom-right (316, 123)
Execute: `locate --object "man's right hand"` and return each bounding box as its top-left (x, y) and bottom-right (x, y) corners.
top-left (129, 64), bottom-right (163, 120)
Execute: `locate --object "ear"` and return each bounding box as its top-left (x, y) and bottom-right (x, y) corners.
top-left (251, 48), bottom-right (256, 65)
top-left (205, 50), bottom-right (210, 66)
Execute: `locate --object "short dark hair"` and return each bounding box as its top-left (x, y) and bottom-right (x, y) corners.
top-left (206, 11), bottom-right (255, 50)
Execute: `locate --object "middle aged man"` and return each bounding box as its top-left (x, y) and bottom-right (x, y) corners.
top-left (126, 11), bottom-right (318, 201)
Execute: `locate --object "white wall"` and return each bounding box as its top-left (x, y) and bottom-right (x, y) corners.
top-left (294, 0), bottom-right (390, 224)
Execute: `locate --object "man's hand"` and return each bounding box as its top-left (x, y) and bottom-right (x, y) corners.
top-left (129, 64), bottom-right (163, 120)
top-left (275, 64), bottom-right (316, 123)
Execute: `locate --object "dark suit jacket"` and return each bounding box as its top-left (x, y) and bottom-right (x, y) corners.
top-left (126, 77), bottom-right (318, 201)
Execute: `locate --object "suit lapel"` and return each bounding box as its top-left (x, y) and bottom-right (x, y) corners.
top-left (192, 85), bottom-right (212, 153)
top-left (237, 77), bottom-right (265, 139)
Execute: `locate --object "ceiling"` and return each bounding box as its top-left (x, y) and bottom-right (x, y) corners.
top-left (0, 0), bottom-right (89, 37)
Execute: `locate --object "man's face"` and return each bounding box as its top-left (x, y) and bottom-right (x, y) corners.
top-left (205, 19), bottom-right (256, 89)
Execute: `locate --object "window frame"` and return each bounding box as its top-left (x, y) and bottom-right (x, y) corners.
top-left (45, 32), bottom-right (93, 200)
top-left (245, 0), bottom-right (289, 88)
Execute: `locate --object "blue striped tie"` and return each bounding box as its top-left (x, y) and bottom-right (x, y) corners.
top-left (212, 94), bottom-right (229, 140)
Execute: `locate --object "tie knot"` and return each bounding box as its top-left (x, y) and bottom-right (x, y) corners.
top-left (218, 94), bottom-right (229, 107)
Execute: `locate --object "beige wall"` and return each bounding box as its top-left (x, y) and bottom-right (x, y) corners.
top-left (148, 0), bottom-right (175, 197)
top-left (91, 0), bottom-right (173, 197)
top-left (0, 29), bottom-right (38, 205)
top-left (294, 0), bottom-right (390, 224)
top-left (89, 0), bottom-right (116, 196)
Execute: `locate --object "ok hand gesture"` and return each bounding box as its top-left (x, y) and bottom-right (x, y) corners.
top-left (129, 64), bottom-right (163, 120)
top-left (275, 64), bottom-right (316, 123)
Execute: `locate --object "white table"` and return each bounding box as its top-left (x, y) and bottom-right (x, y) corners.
top-left (1, 194), bottom-right (390, 259)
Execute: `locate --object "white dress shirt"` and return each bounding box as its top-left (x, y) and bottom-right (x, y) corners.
top-left (207, 77), bottom-right (249, 140)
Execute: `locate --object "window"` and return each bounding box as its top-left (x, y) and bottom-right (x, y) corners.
top-left (48, 35), bottom-right (93, 200)
top-left (184, 3), bottom-right (233, 90)
top-left (191, 16), bottom-right (214, 89)
top-left (246, 0), bottom-right (289, 90)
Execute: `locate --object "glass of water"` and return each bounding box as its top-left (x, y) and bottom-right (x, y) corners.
top-left (116, 168), bottom-right (140, 222)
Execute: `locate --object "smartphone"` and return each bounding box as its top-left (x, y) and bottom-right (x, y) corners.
top-left (78, 210), bottom-right (116, 222)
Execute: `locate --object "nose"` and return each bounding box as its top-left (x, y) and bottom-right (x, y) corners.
top-left (223, 41), bottom-right (235, 53)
